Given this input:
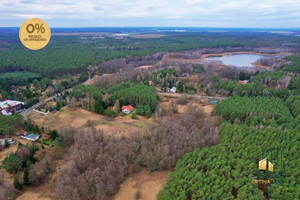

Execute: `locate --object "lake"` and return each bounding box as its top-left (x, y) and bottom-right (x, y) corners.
top-left (205, 53), bottom-right (269, 67)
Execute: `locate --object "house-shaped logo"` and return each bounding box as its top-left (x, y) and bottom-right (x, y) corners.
top-left (258, 158), bottom-right (273, 172)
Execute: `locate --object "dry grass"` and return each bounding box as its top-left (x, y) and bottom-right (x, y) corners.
top-left (160, 97), bottom-right (214, 115)
top-left (0, 144), bottom-right (18, 185)
top-left (0, 144), bottom-right (17, 163)
top-left (137, 65), bottom-right (153, 69)
top-left (28, 106), bottom-right (152, 138)
top-left (114, 168), bottom-right (169, 200)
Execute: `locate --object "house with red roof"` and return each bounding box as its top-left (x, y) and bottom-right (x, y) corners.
top-left (122, 105), bottom-right (133, 115)
top-left (15, 130), bottom-right (27, 137)
top-left (238, 80), bottom-right (249, 84)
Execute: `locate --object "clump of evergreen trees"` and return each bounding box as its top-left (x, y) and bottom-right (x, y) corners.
top-left (215, 96), bottom-right (298, 129)
top-left (158, 124), bottom-right (299, 199)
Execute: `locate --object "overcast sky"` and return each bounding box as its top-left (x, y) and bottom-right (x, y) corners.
top-left (0, 0), bottom-right (300, 28)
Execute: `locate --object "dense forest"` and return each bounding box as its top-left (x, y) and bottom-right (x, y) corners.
top-left (1, 32), bottom-right (300, 77)
top-left (0, 71), bottom-right (42, 87)
top-left (280, 53), bottom-right (300, 72)
top-left (213, 69), bottom-right (299, 99)
top-left (0, 114), bottom-right (23, 136)
top-left (158, 124), bottom-right (299, 199)
top-left (215, 96), bottom-right (298, 129)
top-left (158, 67), bottom-right (300, 199)
top-left (70, 81), bottom-right (158, 116)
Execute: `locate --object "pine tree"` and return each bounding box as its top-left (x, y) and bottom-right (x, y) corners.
top-left (14, 174), bottom-right (23, 190)
top-left (56, 102), bottom-right (61, 111)
top-left (145, 110), bottom-right (151, 118)
top-left (4, 139), bottom-right (9, 148)
top-left (114, 99), bottom-right (120, 113)
top-left (178, 81), bottom-right (184, 93)
top-left (23, 167), bottom-right (29, 186)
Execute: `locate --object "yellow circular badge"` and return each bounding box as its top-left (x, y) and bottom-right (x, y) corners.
top-left (19, 18), bottom-right (51, 50)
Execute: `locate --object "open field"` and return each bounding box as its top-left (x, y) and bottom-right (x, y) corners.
top-left (160, 99), bottom-right (214, 115)
top-left (27, 106), bottom-right (152, 137)
top-left (128, 34), bottom-right (165, 38)
top-left (158, 94), bottom-right (215, 115)
top-left (114, 168), bottom-right (169, 200)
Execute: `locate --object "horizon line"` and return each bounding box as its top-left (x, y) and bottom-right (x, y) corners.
top-left (1, 26), bottom-right (300, 29)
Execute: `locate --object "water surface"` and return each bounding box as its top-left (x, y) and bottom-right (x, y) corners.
top-left (205, 54), bottom-right (268, 67)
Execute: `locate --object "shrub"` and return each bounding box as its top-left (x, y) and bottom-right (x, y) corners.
top-left (176, 95), bottom-right (188, 105)
top-left (131, 112), bottom-right (138, 120)
top-left (145, 110), bottom-right (151, 118)
top-left (2, 154), bottom-right (22, 174)
top-left (104, 107), bottom-right (116, 117)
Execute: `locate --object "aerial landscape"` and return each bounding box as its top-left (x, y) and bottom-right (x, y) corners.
top-left (0, 0), bottom-right (299, 200)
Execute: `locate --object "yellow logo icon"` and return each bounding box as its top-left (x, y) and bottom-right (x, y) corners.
top-left (19, 18), bottom-right (51, 50)
top-left (259, 158), bottom-right (273, 172)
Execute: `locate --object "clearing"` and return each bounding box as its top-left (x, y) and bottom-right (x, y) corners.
top-left (27, 106), bottom-right (152, 138)
top-left (159, 95), bottom-right (215, 115)
top-left (114, 168), bottom-right (169, 200)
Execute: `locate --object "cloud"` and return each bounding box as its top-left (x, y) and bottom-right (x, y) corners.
top-left (0, 0), bottom-right (299, 27)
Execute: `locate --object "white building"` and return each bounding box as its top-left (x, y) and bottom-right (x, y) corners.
top-left (170, 87), bottom-right (177, 93)
top-left (0, 100), bottom-right (24, 115)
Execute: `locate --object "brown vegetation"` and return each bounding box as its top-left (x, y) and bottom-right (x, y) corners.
top-left (114, 168), bottom-right (169, 200)
top-left (56, 105), bottom-right (218, 200)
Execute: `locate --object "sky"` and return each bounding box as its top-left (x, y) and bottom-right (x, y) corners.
top-left (0, 0), bottom-right (300, 28)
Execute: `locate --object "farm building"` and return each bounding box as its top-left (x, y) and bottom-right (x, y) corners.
top-left (15, 130), bottom-right (27, 136)
top-left (16, 130), bottom-right (40, 141)
top-left (21, 133), bottom-right (40, 141)
top-left (122, 105), bottom-right (133, 115)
